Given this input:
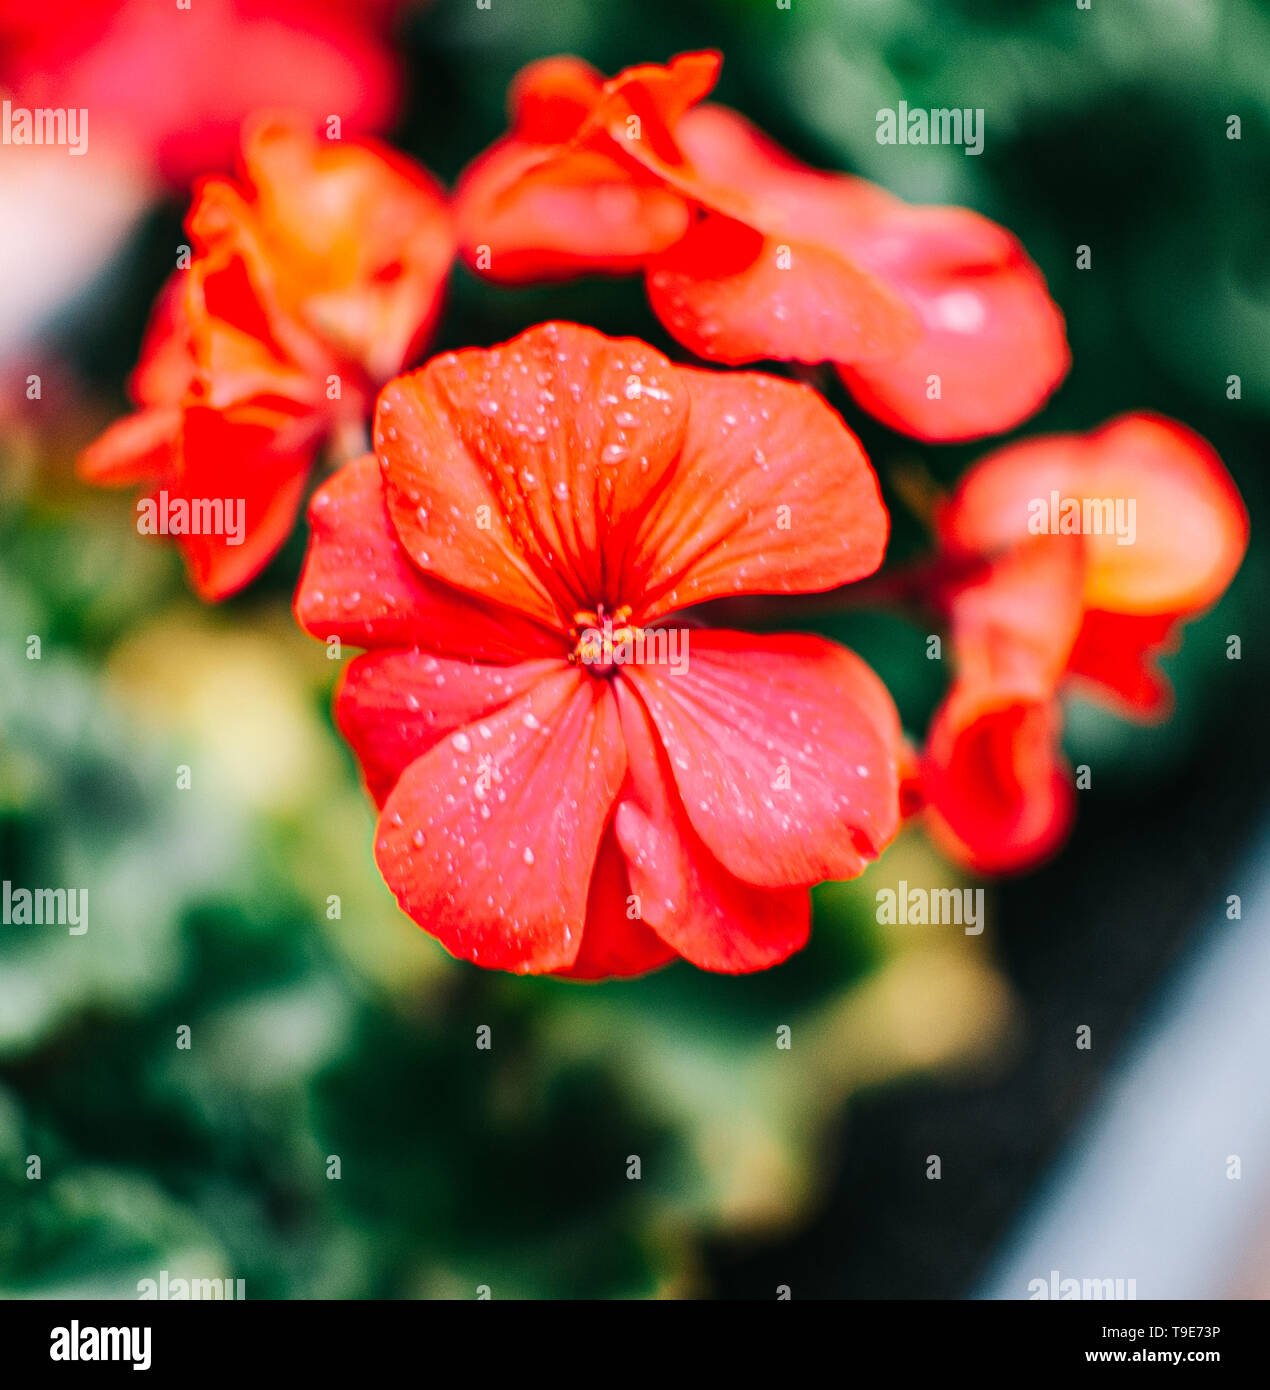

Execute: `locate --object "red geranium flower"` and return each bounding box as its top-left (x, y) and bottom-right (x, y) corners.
top-left (79, 115), bottom-right (453, 600)
top-left (294, 322), bottom-right (904, 977)
top-left (456, 52), bottom-right (1069, 441)
top-left (918, 414), bottom-right (1248, 872)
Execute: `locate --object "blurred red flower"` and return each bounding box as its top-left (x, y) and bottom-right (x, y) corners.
top-left (456, 52), bottom-right (1069, 441)
top-left (79, 116), bottom-right (453, 600)
top-left (294, 322), bottom-right (903, 977)
top-left (0, 0), bottom-right (405, 186)
top-left (918, 414), bottom-right (1249, 872)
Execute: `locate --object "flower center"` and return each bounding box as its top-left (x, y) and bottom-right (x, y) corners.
top-left (568, 603), bottom-right (641, 677)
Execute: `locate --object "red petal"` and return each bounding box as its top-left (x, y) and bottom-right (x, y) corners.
top-left (653, 103), bottom-right (832, 216)
top-left (922, 688), bottom-right (1074, 875)
top-left (640, 107), bottom-right (917, 364)
top-left (373, 668), bottom-right (626, 974)
top-left (376, 323), bottom-right (689, 627)
top-left (1077, 416), bottom-right (1248, 615)
top-left (946, 537), bottom-right (1086, 700)
top-left (294, 453), bottom-right (562, 659)
top-left (836, 205), bottom-right (1069, 441)
top-left (646, 213), bottom-right (919, 366)
top-left (626, 367), bottom-right (888, 621)
top-left (1065, 609), bottom-right (1178, 719)
top-left (335, 650), bottom-right (561, 807)
top-left (612, 684), bottom-right (810, 972)
top-left (588, 51), bottom-right (722, 152)
top-left (510, 56), bottom-right (605, 143)
top-left (456, 141), bottom-right (691, 284)
top-left (169, 405), bottom-right (318, 601)
top-left (551, 826), bottom-right (680, 980)
top-left (78, 405), bottom-right (179, 485)
top-left (130, 276), bottom-right (198, 405)
top-left (623, 631), bottom-right (901, 888)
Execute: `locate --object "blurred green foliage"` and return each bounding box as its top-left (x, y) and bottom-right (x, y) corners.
top-left (2, 0), bottom-right (1266, 1298)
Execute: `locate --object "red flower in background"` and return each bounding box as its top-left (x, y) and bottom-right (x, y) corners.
top-left (456, 52), bottom-right (1069, 441)
top-left (454, 52), bottom-right (716, 282)
top-left (918, 414), bottom-right (1249, 872)
top-left (295, 323), bottom-right (903, 977)
top-left (0, 0), bottom-right (405, 186)
top-left (80, 116), bottom-right (453, 599)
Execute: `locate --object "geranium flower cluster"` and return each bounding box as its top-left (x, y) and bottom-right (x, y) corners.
top-left (80, 52), bottom-right (1248, 977)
